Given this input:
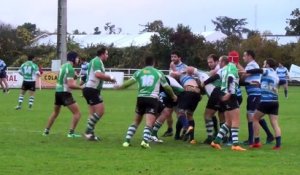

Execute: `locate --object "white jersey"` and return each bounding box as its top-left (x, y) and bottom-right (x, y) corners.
top-left (194, 69), bottom-right (215, 96)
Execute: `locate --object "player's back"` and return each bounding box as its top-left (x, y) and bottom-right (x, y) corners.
top-left (261, 68), bottom-right (279, 102)
top-left (276, 66), bottom-right (288, 80)
top-left (245, 60), bottom-right (261, 96)
top-left (56, 63), bottom-right (74, 92)
top-left (20, 61), bottom-right (38, 81)
top-left (134, 66), bottom-right (164, 99)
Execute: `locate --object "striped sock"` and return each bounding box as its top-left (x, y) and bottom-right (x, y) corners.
top-left (125, 124), bottom-right (137, 142)
top-left (231, 127), bottom-right (240, 146)
top-left (29, 96), bottom-right (34, 108)
top-left (18, 95), bottom-right (24, 106)
top-left (143, 126), bottom-right (152, 143)
top-left (215, 124), bottom-right (229, 143)
top-left (86, 113), bottom-right (101, 134)
top-left (152, 121), bottom-right (162, 137)
top-left (205, 119), bottom-right (214, 137)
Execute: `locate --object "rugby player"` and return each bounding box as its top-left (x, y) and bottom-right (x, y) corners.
top-left (241, 50), bottom-right (274, 145)
top-left (15, 55), bottom-right (40, 110)
top-left (82, 47), bottom-right (116, 141)
top-left (244, 58), bottom-right (282, 150)
top-left (276, 63), bottom-right (289, 98)
top-left (43, 51), bottom-right (82, 138)
top-left (117, 56), bottom-right (177, 148)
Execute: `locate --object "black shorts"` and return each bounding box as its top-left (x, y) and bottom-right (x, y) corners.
top-left (279, 79), bottom-right (287, 86)
top-left (83, 87), bottom-right (103, 106)
top-left (21, 81), bottom-right (36, 91)
top-left (247, 95), bottom-right (261, 112)
top-left (81, 75), bottom-right (87, 83)
top-left (0, 71), bottom-right (6, 78)
top-left (206, 87), bottom-right (223, 111)
top-left (161, 96), bottom-right (178, 109)
top-left (157, 100), bottom-right (165, 115)
top-left (237, 95), bottom-right (243, 105)
top-left (177, 91), bottom-right (201, 112)
top-left (135, 97), bottom-right (159, 116)
top-left (55, 92), bottom-right (76, 106)
top-left (220, 95), bottom-right (239, 111)
top-left (256, 101), bottom-right (279, 115)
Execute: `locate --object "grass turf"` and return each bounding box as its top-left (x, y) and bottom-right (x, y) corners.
top-left (0, 87), bottom-right (300, 174)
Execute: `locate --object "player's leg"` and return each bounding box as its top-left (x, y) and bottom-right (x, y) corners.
top-left (251, 110), bottom-right (265, 148)
top-left (162, 114), bottom-right (173, 137)
top-left (153, 107), bottom-right (172, 137)
top-left (123, 113), bottom-right (143, 147)
top-left (211, 112), bottom-right (230, 150)
top-left (203, 108), bottom-right (217, 144)
top-left (229, 108), bottom-right (246, 151)
top-left (66, 102), bottom-right (81, 138)
top-left (28, 90), bottom-right (35, 109)
top-left (283, 81), bottom-right (288, 98)
top-left (16, 88), bottom-right (26, 110)
top-left (43, 105), bottom-right (61, 135)
top-left (141, 113), bottom-right (156, 148)
top-left (2, 76), bottom-right (9, 93)
top-left (269, 114), bottom-right (281, 149)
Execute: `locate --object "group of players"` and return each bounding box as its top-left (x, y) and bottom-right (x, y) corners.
top-left (5, 47), bottom-right (289, 151)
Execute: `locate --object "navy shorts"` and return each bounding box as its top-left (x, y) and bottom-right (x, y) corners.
top-left (247, 95), bottom-right (261, 112)
top-left (0, 71), bottom-right (6, 78)
top-left (256, 102), bottom-right (279, 115)
top-left (278, 79), bottom-right (287, 86)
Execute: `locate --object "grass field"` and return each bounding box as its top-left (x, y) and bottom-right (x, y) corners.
top-left (0, 87), bottom-right (300, 175)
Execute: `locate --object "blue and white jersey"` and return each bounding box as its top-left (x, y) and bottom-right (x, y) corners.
top-left (245, 60), bottom-right (261, 96)
top-left (173, 62), bottom-right (195, 86)
top-left (80, 61), bottom-right (89, 76)
top-left (260, 68), bottom-right (279, 102)
top-left (276, 66), bottom-right (288, 80)
top-left (159, 75), bottom-right (184, 98)
top-left (236, 86), bottom-right (242, 97)
top-left (0, 59), bottom-right (7, 72)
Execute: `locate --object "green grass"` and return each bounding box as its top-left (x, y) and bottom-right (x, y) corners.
top-left (0, 87), bottom-right (300, 175)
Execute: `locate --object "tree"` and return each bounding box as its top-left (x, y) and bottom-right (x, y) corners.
top-left (285, 8), bottom-right (300, 35)
top-left (212, 16), bottom-right (250, 38)
top-left (94, 27), bottom-right (101, 35)
top-left (19, 22), bottom-right (39, 36)
top-left (73, 29), bottom-right (86, 35)
top-left (140, 20), bottom-right (164, 33)
top-left (104, 22), bottom-right (121, 34)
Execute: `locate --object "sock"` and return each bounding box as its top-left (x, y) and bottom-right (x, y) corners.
top-left (219, 122), bottom-right (225, 128)
top-left (205, 119), bottom-right (214, 137)
top-left (69, 129), bottom-right (74, 135)
top-left (188, 120), bottom-right (195, 140)
top-left (178, 115), bottom-right (188, 130)
top-left (231, 127), bottom-right (240, 146)
top-left (44, 128), bottom-right (50, 134)
top-left (152, 121), bottom-right (162, 137)
top-left (167, 127), bottom-right (173, 132)
top-left (125, 124), bottom-right (137, 142)
top-left (212, 116), bottom-right (218, 134)
top-left (215, 124), bottom-right (229, 144)
top-left (254, 137), bottom-right (260, 144)
top-left (143, 126), bottom-right (152, 143)
top-left (18, 95), bottom-right (24, 106)
top-left (248, 122), bottom-right (254, 144)
top-left (259, 119), bottom-right (273, 138)
top-left (175, 119), bottom-right (182, 139)
top-left (86, 113), bottom-right (101, 134)
top-left (29, 96), bottom-right (34, 108)
top-left (284, 89), bottom-right (288, 98)
top-left (275, 136), bottom-right (281, 147)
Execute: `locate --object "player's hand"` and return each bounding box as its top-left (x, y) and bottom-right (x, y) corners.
top-left (186, 66), bottom-right (196, 75)
top-left (170, 62), bottom-right (176, 71)
top-left (110, 75), bottom-right (117, 83)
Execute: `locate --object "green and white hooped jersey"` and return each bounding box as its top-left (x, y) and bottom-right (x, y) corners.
top-left (220, 63), bottom-right (239, 95)
top-left (19, 61), bottom-right (39, 81)
top-left (132, 66), bottom-right (168, 98)
top-left (85, 57), bottom-right (105, 90)
top-left (55, 63), bottom-right (75, 92)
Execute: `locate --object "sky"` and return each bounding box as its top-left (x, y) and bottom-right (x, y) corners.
top-left (0, 0), bottom-right (299, 35)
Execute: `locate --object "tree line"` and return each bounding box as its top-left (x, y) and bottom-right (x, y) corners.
top-left (0, 8), bottom-right (299, 70)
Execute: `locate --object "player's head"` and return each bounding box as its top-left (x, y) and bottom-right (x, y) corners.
top-left (263, 58), bottom-right (277, 69)
top-left (207, 54), bottom-right (218, 70)
top-left (219, 55), bottom-right (229, 68)
top-left (170, 50), bottom-right (182, 64)
top-left (28, 55), bottom-right (35, 61)
top-left (67, 51), bottom-right (78, 65)
top-left (243, 50), bottom-right (255, 63)
top-left (97, 47), bottom-right (108, 61)
top-left (145, 56), bottom-right (155, 66)
top-left (278, 63), bottom-right (283, 67)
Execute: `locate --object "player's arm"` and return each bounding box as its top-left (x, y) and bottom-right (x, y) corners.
top-left (67, 67), bottom-right (82, 89)
top-left (116, 77), bottom-right (136, 89)
top-left (35, 65), bottom-right (41, 77)
top-left (221, 75), bottom-right (234, 101)
top-left (246, 68), bottom-right (263, 74)
top-left (203, 74), bottom-right (220, 86)
top-left (169, 62), bottom-right (182, 78)
top-left (95, 71), bottom-right (116, 82)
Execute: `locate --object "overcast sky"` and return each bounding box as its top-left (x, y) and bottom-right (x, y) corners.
top-left (0, 0), bottom-right (299, 34)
